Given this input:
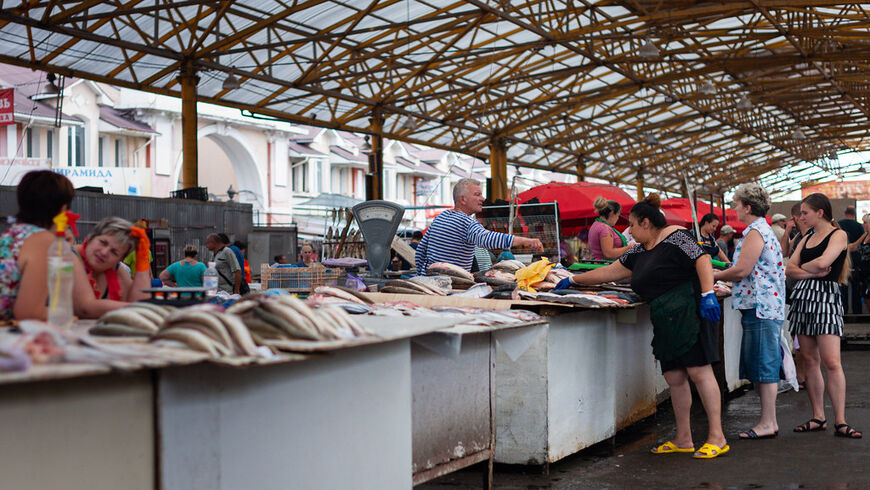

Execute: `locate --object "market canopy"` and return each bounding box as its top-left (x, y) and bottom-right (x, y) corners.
top-left (2, 2), bottom-right (870, 194)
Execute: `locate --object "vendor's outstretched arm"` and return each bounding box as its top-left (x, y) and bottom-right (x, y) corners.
top-left (714, 229), bottom-right (762, 282)
top-left (695, 254), bottom-right (715, 292)
top-left (569, 261), bottom-right (631, 286)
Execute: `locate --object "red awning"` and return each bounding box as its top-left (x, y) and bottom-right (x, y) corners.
top-left (517, 182), bottom-right (636, 235)
top-left (660, 198), bottom-right (765, 234)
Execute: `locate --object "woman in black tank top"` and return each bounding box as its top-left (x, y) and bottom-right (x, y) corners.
top-left (786, 193), bottom-right (861, 438)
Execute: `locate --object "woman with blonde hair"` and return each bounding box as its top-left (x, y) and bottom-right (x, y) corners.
top-left (74, 217), bottom-right (152, 304)
top-left (787, 193), bottom-right (861, 438)
top-left (714, 183), bottom-right (785, 440)
top-left (588, 197), bottom-right (631, 260)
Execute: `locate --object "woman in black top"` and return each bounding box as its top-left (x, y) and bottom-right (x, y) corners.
top-left (691, 213), bottom-right (731, 264)
top-left (786, 193), bottom-right (861, 438)
top-left (559, 194), bottom-right (728, 459)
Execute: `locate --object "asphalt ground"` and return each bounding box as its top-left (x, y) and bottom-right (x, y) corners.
top-left (420, 349), bottom-right (870, 489)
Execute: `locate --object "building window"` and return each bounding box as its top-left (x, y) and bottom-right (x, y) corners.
top-left (98, 136), bottom-right (105, 167)
top-left (67, 126), bottom-right (84, 166)
top-left (114, 139), bottom-right (126, 167)
top-left (46, 129), bottom-right (53, 159)
top-left (292, 161), bottom-right (309, 193)
top-left (25, 128), bottom-right (32, 157)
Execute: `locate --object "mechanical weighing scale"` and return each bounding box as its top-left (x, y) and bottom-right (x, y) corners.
top-left (352, 200), bottom-right (405, 282)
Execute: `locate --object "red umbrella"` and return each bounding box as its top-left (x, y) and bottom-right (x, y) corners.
top-left (662, 198), bottom-right (755, 234)
top-left (517, 182), bottom-right (636, 236)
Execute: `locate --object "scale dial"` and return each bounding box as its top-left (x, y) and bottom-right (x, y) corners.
top-left (355, 206), bottom-right (397, 222)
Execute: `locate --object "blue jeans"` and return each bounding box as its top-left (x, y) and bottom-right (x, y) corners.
top-left (740, 309), bottom-right (782, 383)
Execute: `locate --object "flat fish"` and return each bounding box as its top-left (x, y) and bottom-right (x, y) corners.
top-left (450, 283), bottom-right (492, 298)
top-left (380, 286), bottom-right (425, 294)
top-left (427, 262), bottom-right (474, 282)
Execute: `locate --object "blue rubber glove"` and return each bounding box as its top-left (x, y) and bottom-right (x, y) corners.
top-left (554, 276), bottom-right (574, 291)
top-left (699, 292), bottom-right (721, 323)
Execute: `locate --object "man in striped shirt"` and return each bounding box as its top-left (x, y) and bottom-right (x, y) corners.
top-left (415, 178), bottom-right (543, 274)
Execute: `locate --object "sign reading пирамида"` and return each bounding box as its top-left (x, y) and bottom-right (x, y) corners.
top-left (0, 89), bottom-right (13, 126)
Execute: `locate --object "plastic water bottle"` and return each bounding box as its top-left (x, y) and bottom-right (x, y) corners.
top-left (203, 261), bottom-right (219, 297)
top-left (47, 212), bottom-right (77, 329)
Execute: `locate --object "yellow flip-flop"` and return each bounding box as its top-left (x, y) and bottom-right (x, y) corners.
top-left (650, 441), bottom-right (694, 454)
top-left (692, 442), bottom-right (730, 459)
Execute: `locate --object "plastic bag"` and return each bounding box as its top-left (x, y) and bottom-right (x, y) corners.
top-left (515, 258), bottom-right (554, 292)
top-left (345, 273), bottom-right (367, 291)
top-left (780, 329), bottom-right (798, 392)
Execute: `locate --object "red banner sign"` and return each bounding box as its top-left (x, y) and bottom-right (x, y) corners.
top-left (802, 180), bottom-right (870, 200)
top-left (0, 89), bottom-right (12, 126)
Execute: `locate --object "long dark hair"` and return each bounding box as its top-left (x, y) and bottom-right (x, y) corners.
top-left (630, 193), bottom-right (668, 228)
top-left (699, 213), bottom-right (719, 227)
top-left (802, 192), bottom-right (850, 284)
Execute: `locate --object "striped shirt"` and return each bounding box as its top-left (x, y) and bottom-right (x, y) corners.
top-left (415, 209), bottom-right (513, 274)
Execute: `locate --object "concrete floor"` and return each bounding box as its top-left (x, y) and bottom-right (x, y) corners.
top-left (421, 350), bottom-right (870, 489)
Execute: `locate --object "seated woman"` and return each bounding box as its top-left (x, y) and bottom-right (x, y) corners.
top-left (74, 217), bottom-right (152, 307)
top-left (0, 171), bottom-right (75, 321)
top-left (159, 245), bottom-right (206, 287)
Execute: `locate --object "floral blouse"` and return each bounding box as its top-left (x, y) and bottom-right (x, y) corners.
top-left (732, 217), bottom-right (786, 320)
top-left (0, 223), bottom-right (45, 320)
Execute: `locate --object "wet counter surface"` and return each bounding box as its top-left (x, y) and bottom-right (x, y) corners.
top-left (421, 349), bottom-right (870, 488)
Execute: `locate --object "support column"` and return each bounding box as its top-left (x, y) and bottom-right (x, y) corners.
top-left (636, 168), bottom-right (644, 201)
top-left (488, 139), bottom-right (508, 202)
top-left (179, 61), bottom-right (199, 189)
top-left (367, 114), bottom-right (384, 201)
top-left (576, 157), bottom-right (586, 183)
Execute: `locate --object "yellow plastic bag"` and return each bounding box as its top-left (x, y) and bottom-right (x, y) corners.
top-left (515, 258), bottom-right (554, 292)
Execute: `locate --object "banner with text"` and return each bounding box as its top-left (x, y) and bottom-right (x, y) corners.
top-left (802, 180), bottom-right (870, 200)
top-left (0, 89), bottom-right (13, 126)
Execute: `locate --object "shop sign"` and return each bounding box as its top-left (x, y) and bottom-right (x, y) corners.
top-left (0, 89), bottom-right (13, 126)
top-left (415, 178), bottom-right (437, 197)
top-left (802, 180), bottom-right (870, 200)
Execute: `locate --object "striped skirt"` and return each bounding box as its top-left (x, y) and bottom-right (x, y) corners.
top-left (787, 279), bottom-right (843, 337)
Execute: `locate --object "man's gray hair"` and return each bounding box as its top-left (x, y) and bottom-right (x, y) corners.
top-left (453, 178), bottom-right (482, 203)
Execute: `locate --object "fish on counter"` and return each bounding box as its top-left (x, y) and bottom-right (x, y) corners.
top-left (427, 262), bottom-right (475, 282)
top-left (449, 283), bottom-right (492, 298)
top-left (313, 286), bottom-right (373, 305)
top-left (89, 302), bottom-right (176, 337)
top-left (521, 290), bottom-right (623, 307)
top-left (384, 279), bottom-right (447, 296)
top-left (492, 260), bottom-right (525, 273)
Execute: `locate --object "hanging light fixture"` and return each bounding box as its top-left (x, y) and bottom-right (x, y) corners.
top-left (522, 144), bottom-right (536, 157)
top-left (638, 39), bottom-right (660, 58)
top-left (45, 72), bottom-right (60, 94)
top-left (645, 133), bottom-right (659, 145)
top-left (699, 80), bottom-right (716, 95)
top-left (736, 95), bottom-right (752, 110)
top-left (222, 67), bottom-right (241, 91)
top-left (401, 117), bottom-right (417, 131)
top-left (792, 128), bottom-right (807, 140)
top-left (361, 135), bottom-right (372, 153)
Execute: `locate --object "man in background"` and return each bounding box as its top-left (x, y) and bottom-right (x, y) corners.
top-left (839, 206), bottom-right (864, 314)
top-left (206, 233), bottom-right (241, 294)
